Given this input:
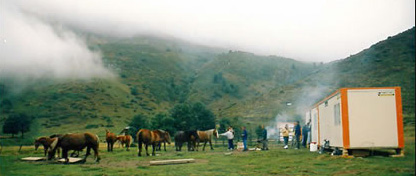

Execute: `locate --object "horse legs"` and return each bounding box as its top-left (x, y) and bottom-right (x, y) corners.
top-left (151, 143), bottom-right (156, 156)
top-left (84, 146), bottom-right (91, 162)
top-left (62, 149), bottom-right (69, 164)
top-left (111, 142), bottom-right (114, 152)
top-left (209, 140), bottom-right (214, 150)
top-left (93, 146), bottom-right (100, 162)
top-left (203, 141), bottom-right (207, 151)
top-left (164, 142), bottom-right (166, 152)
top-left (145, 144), bottom-right (150, 156)
top-left (138, 141), bottom-right (142, 157)
top-left (107, 142), bottom-right (110, 152)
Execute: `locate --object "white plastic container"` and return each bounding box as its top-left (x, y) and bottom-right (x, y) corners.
top-left (310, 143), bottom-right (318, 152)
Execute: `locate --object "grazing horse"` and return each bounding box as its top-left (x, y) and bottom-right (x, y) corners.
top-left (136, 129), bottom-right (171, 156)
top-left (34, 136), bottom-right (60, 157)
top-left (174, 130), bottom-right (199, 151)
top-left (48, 132), bottom-right (100, 163)
top-left (116, 135), bottom-right (132, 151)
top-left (155, 130), bottom-right (171, 151)
top-left (49, 134), bottom-right (80, 157)
top-left (106, 129), bottom-right (117, 152)
top-left (197, 129), bottom-right (219, 151)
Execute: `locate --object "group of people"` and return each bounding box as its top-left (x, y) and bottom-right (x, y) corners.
top-left (281, 121), bottom-right (311, 149)
top-left (219, 125), bottom-right (269, 151)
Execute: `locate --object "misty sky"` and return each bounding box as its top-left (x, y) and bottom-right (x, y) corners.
top-left (1, 0), bottom-right (415, 79)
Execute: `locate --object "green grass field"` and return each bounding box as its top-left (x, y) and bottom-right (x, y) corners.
top-left (1, 136), bottom-right (414, 176)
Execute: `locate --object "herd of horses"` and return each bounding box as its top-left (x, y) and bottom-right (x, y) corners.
top-left (34, 128), bottom-right (219, 163)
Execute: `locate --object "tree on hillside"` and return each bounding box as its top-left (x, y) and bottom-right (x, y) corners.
top-left (191, 102), bottom-right (216, 130)
top-left (151, 113), bottom-right (175, 135)
top-left (129, 113), bottom-right (150, 141)
top-left (170, 103), bottom-right (191, 131)
top-left (2, 113), bottom-right (32, 138)
top-left (0, 99), bottom-right (13, 113)
top-left (170, 102), bottom-right (216, 131)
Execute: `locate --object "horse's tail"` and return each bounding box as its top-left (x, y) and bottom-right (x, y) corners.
top-left (137, 130), bottom-right (142, 144)
top-left (96, 135), bottom-right (100, 145)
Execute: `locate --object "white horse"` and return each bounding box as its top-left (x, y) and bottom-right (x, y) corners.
top-left (196, 129), bottom-right (219, 151)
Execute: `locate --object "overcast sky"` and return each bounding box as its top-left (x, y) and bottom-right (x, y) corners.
top-left (1, 0), bottom-right (415, 77)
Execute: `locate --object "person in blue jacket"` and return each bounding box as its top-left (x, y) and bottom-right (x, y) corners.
top-left (241, 126), bottom-right (248, 151)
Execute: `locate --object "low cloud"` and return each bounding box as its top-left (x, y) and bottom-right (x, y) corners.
top-left (0, 2), bottom-right (113, 82)
top-left (7, 0), bottom-right (415, 62)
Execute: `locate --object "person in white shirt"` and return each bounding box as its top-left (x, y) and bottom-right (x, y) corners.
top-left (220, 127), bottom-right (234, 150)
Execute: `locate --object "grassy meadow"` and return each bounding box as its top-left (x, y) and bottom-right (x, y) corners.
top-left (1, 133), bottom-right (414, 176)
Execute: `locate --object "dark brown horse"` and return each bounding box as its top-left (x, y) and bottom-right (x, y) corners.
top-left (116, 135), bottom-right (132, 151)
top-left (106, 129), bottom-right (117, 152)
top-left (48, 132), bottom-right (100, 163)
top-left (174, 130), bottom-right (199, 151)
top-left (136, 129), bottom-right (171, 156)
top-left (155, 130), bottom-right (171, 151)
top-left (197, 129), bottom-right (219, 151)
top-left (34, 136), bottom-right (60, 157)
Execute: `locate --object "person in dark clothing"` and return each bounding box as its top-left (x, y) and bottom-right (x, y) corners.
top-left (294, 121), bottom-right (301, 149)
top-left (241, 126), bottom-right (248, 151)
top-left (301, 122), bottom-right (310, 148)
top-left (261, 125), bottom-right (268, 150)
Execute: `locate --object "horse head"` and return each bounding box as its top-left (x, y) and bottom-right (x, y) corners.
top-left (190, 130), bottom-right (199, 141)
top-left (164, 131), bottom-right (171, 144)
top-left (34, 138), bottom-right (41, 150)
top-left (213, 129), bottom-right (219, 139)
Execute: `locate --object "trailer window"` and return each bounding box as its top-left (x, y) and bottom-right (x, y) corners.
top-left (334, 103), bottom-right (341, 126)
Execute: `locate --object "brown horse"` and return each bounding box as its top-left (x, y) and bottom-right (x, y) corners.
top-left (106, 129), bottom-right (117, 152)
top-left (155, 130), bottom-right (171, 151)
top-left (34, 136), bottom-right (60, 157)
top-left (48, 132), bottom-right (100, 163)
top-left (136, 129), bottom-right (171, 156)
top-left (197, 129), bottom-right (219, 151)
top-left (116, 135), bottom-right (132, 151)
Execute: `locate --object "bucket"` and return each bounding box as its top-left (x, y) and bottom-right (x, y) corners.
top-left (310, 143), bottom-right (318, 152)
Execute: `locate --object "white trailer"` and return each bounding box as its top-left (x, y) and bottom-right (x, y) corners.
top-left (306, 87), bottom-right (404, 155)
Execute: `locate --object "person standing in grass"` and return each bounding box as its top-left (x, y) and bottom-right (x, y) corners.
top-left (261, 125), bottom-right (268, 150)
top-left (220, 127), bottom-right (235, 151)
top-left (302, 122), bottom-right (311, 148)
top-left (294, 121), bottom-right (301, 149)
top-left (282, 124), bottom-right (290, 149)
top-left (241, 126), bottom-right (248, 151)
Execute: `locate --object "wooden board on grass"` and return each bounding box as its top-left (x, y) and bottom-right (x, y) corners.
top-left (57, 157), bottom-right (84, 164)
top-left (150, 158), bottom-right (195, 166)
top-left (21, 157), bottom-right (45, 161)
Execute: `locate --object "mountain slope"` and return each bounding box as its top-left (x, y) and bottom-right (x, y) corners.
top-left (226, 27), bottom-right (415, 124)
top-left (0, 27), bottom-right (414, 139)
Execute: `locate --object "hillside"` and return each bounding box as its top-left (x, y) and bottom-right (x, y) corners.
top-left (226, 27), bottom-right (415, 124)
top-left (0, 27), bottom-right (414, 140)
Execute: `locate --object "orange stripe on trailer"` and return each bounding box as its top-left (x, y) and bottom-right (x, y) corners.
top-left (340, 88), bottom-right (350, 149)
top-left (395, 87), bottom-right (404, 148)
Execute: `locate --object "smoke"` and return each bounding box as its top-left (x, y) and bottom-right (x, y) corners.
top-left (266, 112), bottom-right (292, 141)
top-left (266, 80), bottom-right (337, 140)
top-left (0, 2), bottom-right (113, 83)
